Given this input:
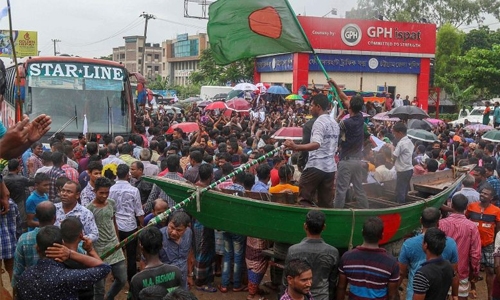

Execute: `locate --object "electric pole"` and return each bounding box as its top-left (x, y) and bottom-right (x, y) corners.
top-left (51, 39), bottom-right (61, 56)
top-left (140, 12), bottom-right (155, 76)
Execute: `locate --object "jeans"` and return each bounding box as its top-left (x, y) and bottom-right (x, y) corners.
top-left (119, 229), bottom-right (138, 283)
top-left (395, 170), bottom-right (413, 203)
top-left (222, 232), bottom-right (246, 288)
top-left (94, 260), bottom-right (127, 300)
top-left (334, 159), bottom-right (369, 208)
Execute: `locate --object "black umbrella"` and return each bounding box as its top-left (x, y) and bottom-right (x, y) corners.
top-left (388, 106), bottom-right (429, 120)
top-left (408, 119), bottom-right (432, 131)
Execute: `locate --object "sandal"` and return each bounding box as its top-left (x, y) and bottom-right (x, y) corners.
top-left (196, 285), bottom-right (217, 293)
top-left (233, 285), bottom-right (248, 292)
top-left (217, 284), bottom-right (228, 293)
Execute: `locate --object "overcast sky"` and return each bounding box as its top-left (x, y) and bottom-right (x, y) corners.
top-left (5, 0), bottom-right (500, 59)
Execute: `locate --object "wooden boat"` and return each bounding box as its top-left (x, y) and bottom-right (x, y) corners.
top-left (145, 167), bottom-right (469, 248)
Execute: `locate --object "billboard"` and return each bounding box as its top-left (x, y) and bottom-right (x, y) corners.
top-left (256, 54), bottom-right (294, 72)
top-left (0, 30), bottom-right (38, 57)
top-left (298, 16), bottom-right (436, 56)
top-left (309, 54), bottom-right (421, 74)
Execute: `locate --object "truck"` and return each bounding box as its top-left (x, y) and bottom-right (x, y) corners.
top-left (200, 85), bottom-right (233, 101)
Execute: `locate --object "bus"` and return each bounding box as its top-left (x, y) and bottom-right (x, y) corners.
top-left (3, 56), bottom-right (139, 140)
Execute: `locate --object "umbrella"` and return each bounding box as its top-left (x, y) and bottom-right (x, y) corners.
top-left (256, 82), bottom-right (269, 93)
top-left (227, 89), bottom-right (243, 100)
top-left (482, 130), bottom-right (500, 142)
top-left (407, 129), bottom-right (438, 143)
top-left (212, 93), bottom-right (228, 101)
top-left (285, 94), bottom-right (303, 101)
top-left (226, 98), bottom-right (251, 112)
top-left (166, 122), bottom-right (199, 134)
top-left (388, 106), bottom-right (429, 120)
top-left (372, 112), bottom-right (400, 122)
top-left (204, 101), bottom-right (227, 111)
top-left (197, 100), bottom-right (212, 108)
top-left (408, 119), bottom-right (433, 131)
top-left (342, 112), bottom-right (371, 120)
top-left (233, 83), bottom-right (257, 91)
top-left (271, 127), bottom-right (303, 140)
top-left (425, 118), bottom-right (445, 127)
top-left (267, 86), bottom-right (290, 95)
top-left (465, 124), bottom-right (494, 133)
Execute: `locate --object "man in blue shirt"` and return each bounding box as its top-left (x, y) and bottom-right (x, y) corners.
top-left (26, 173), bottom-right (50, 231)
top-left (398, 207), bottom-right (459, 300)
top-left (251, 164), bottom-right (271, 193)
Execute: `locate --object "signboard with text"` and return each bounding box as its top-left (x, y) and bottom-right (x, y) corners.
top-left (256, 54), bottom-right (294, 73)
top-left (0, 30), bottom-right (38, 57)
top-left (309, 54), bottom-right (421, 74)
top-left (298, 16), bottom-right (436, 56)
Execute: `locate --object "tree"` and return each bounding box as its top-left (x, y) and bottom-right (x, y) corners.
top-left (457, 44), bottom-right (500, 97)
top-left (190, 48), bottom-right (255, 85)
top-left (97, 54), bottom-right (112, 60)
top-left (148, 75), bottom-right (169, 90)
top-left (462, 26), bottom-right (500, 52)
top-left (347, 0), bottom-right (500, 28)
top-left (434, 24), bottom-right (464, 92)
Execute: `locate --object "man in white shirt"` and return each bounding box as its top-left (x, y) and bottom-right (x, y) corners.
top-left (392, 122), bottom-right (414, 203)
top-left (394, 94), bottom-right (404, 108)
top-left (454, 174), bottom-right (480, 204)
top-left (109, 164), bottom-right (145, 283)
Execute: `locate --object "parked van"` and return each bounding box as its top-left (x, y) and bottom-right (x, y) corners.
top-left (448, 106), bottom-right (493, 126)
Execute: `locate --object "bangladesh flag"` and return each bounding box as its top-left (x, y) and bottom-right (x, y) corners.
top-left (208, 0), bottom-right (312, 65)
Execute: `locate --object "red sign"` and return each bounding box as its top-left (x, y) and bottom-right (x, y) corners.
top-left (298, 16), bottom-right (436, 56)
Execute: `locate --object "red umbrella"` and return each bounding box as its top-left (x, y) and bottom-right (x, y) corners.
top-left (166, 122), bottom-right (199, 134)
top-left (205, 101), bottom-right (227, 111)
top-left (226, 98), bottom-right (251, 112)
top-left (271, 127), bottom-right (303, 140)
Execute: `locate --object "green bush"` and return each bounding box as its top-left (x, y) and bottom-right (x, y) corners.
top-left (438, 113), bottom-right (458, 121)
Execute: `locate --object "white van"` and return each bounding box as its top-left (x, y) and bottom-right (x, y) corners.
top-left (449, 106), bottom-right (493, 126)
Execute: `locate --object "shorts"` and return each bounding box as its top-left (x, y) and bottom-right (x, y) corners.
top-left (481, 243), bottom-right (495, 268)
top-left (449, 278), bottom-right (469, 298)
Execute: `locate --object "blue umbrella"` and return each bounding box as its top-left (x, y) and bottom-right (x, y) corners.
top-left (267, 86), bottom-right (290, 95)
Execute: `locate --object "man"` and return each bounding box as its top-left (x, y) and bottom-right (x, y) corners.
top-left (54, 181), bottom-right (99, 242)
top-left (26, 173), bottom-right (51, 230)
top-left (484, 101), bottom-right (492, 125)
top-left (439, 194), bottom-right (481, 300)
top-left (281, 258), bottom-right (313, 300)
top-left (494, 102), bottom-right (500, 128)
top-left (403, 95), bottom-right (411, 106)
top-left (139, 148), bottom-right (159, 176)
top-left (184, 150), bottom-right (203, 184)
top-left (286, 210), bottom-right (339, 300)
top-left (384, 94), bottom-right (393, 112)
top-left (252, 163), bottom-right (272, 193)
top-left (27, 142), bottom-right (44, 178)
top-left (130, 226), bottom-right (183, 300)
top-left (159, 211), bottom-right (193, 289)
top-left (146, 155), bottom-right (188, 213)
top-left (119, 143), bottom-right (139, 166)
top-left (412, 228), bottom-right (457, 300)
top-left (392, 122), bottom-right (415, 204)
top-left (394, 93), bottom-right (403, 108)
top-left (110, 164), bottom-right (145, 283)
top-left (466, 185), bottom-right (500, 299)
top-left (78, 142), bottom-right (98, 173)
top-left (485, 163), bottom-right (500, 204)
top-left (4, 159), bottom-right (34, 230)
top-left (270, 164), bottom-right (299, 194)
top-left (399, 207), bottom-right (459, 300)
top-left (101, 143), bottom-right (125, 167)
top-left (47, 151), bottom-right (68, 202)
top-left (133, 134), bottom-right (145, 159)
top-left (79, 161), bottom-right (103, 207)
top-left (130, 161), bottom-right (154, 205)
top-left (12, 201), bottom-right (56, 288)
top-left (337, 217), bottom-right (399, 300)
top-left (284, 93), bottom-right (339, 208)
top-left (334, 95), bottom-right (369, 209)
top-left (454, 174), bottom-right (480, 204)
top-left (16, 225), bottom-right (110, 300)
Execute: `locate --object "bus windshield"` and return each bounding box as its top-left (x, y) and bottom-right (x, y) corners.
top-left (25, 63), bottom-right (131, 136)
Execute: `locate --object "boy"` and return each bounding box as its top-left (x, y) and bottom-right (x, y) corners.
top-left (25, 173), bottom-right (50, 230)
top-left (80, 161), bottom-right (103, 207)
top-left (86, 177), bottom-right (127, 300)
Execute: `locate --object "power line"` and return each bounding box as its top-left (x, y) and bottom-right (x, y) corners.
top-left (460, 20), bottom-right (500, 30)
top-left (155, 17), bottom-right (206, 29)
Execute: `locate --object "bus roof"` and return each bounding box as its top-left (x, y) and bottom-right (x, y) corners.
top-left (7, 56), bottom-right (126, 68)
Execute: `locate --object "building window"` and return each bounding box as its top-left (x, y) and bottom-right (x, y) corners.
top-left (138, 47), bottom-right (143, 52)
top-left (154, 66), bottom-right (159, 72)
top-left (154, 54), bottom-right (160, 60)
top-left (173, 39), bottom-right (199, 58)
top-left (120, 53), bottom-right (125, 59)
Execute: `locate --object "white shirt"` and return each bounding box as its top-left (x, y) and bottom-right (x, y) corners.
top-left (306, 114), bottom-right (339, 173)
top-left (394, 135), bottom-right (414, 172)
top-left (394, 98), bottom-right (404, 108)
top-left (102, 155), bottom-right (126, 167)
top-left (109, 180), bottom-right (144, 232)
top-left (141, 161), bottom-right (159, 176)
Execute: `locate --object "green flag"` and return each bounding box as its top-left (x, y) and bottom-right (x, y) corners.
top-left (208, 0), bottom-right (312, 65)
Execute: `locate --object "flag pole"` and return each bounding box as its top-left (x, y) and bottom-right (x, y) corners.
top-left (283, 0), bottom-right (344, 109)
top-left (7, 0), bottom-right (23, 121)
top-left (100, 146), bottom-right (282, 260)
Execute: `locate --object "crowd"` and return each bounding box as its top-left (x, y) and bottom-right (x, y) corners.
top-left (3, 71), bottom-right (500, 300)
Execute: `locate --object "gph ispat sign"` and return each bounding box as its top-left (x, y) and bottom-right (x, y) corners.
top-left (298, 16), bottom-right (436, 56)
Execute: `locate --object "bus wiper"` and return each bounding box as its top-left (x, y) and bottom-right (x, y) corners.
top-left (48, 105), bottom-right (78, 141)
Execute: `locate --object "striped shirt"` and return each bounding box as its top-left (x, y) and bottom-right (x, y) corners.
top-left (466, 202), bottom-right (500, 246)
top-left (339, 246), bottom-right (399, 300)
top-left (439, 213), bottom-right (481, 279)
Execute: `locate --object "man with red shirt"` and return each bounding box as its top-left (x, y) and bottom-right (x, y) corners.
top-left (466, 185), bottom-right (500, 299)
top-left (440, 194), bottom-right (481, 300)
